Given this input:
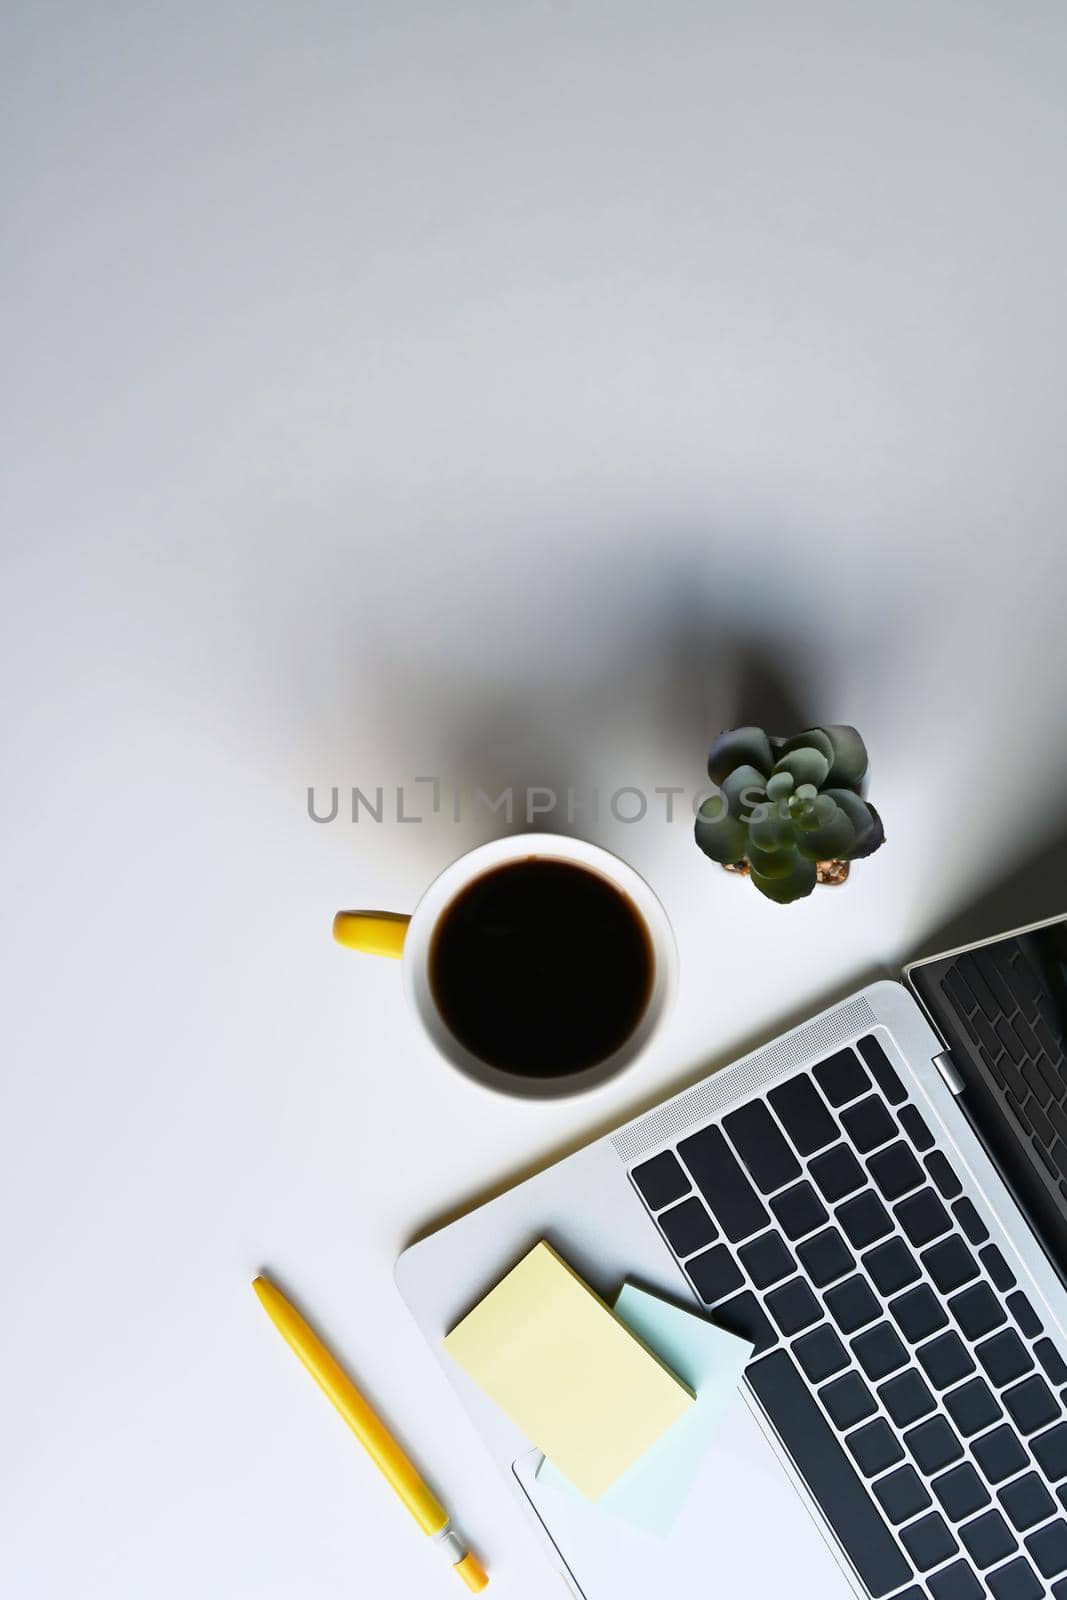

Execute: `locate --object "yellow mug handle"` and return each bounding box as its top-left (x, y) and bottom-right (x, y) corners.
top-left (332, 910), bottom-right (410, 959)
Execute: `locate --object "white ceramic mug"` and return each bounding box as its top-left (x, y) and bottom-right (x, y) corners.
top-left (333, 833), bottom-right (677, 1098)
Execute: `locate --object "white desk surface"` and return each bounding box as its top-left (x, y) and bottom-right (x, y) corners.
top-left (5, 4), bottom-right (1067, 1596)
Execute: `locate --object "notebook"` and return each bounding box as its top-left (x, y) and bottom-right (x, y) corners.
top-left (443, 1241), bottom-right (694, 1500)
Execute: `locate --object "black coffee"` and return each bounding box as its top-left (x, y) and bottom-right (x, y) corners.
top-left (429, 859), bottom-right (653, 1078)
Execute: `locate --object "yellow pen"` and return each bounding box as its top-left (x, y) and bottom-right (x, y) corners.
top-left (253, 1274), bottom-right (488, 1592)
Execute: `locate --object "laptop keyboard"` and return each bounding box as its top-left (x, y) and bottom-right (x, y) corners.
top-left (941, 942), bottom-right (1067, 1191)
top-left (631, 1034), bottom-right (1067, 1600)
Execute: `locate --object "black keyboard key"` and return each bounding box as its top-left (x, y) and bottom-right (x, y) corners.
top-left (960, 1508), bottom-right (1016, 1569)
top-left (770, 1181), bottom-right (828, 1240)
top-left (918, 1331), bottom-right (976, 1391)
top-left (933, 1462), bottom-right (989, 1521)
top-left (865, 1236), bottom-right (921, 1296)
top-left (875, 1463), bottom-right (931, 1524)
top-left (974, 1424), bottom-right (1029, 1484)
top-left (890, 1284), bottom-right (947, 1344)
top-left (1055, 1578), bottom-right (1067, 1600)
top-left (1023, 1059), bottom-right (1052, 1106)
top-left (1055, 1105), bottom-right (1067, 1148)
top-left (853, 1322), bottom-right (908, 1381)
top-left (901, 1104), bottom-right (935, 1152)
top-left (923, 1236), bottom-right (979, 1295)
top-left (1030, 1102), bottom-right (1057, 1147)
top-left (1000, 1473), bottom-right (1057, 1532)
top-left (767, 1074), bottom-right (838, 1156)
top-left (906, 1415), bottom-right (964, 1474)
top-left (810, 1144), bottom-right (866, 1203)
top-left (1027, 1520), bottom-right (1067, 1579)
top-left (977, 1330), bottom-right (1034, 1388)
top-left (656, 1197), bottom-right (717, 1256)
top-left (988, 1558), bottom-right (1042, 1600)
top-left (897, 1188), bottom-right (952, 1247)
top-left (713, 1290), bottom-right (776, 1354)
top-left (953, 1197), bottom-right (989, 1244)
top-left (869, 1141), bottom-right (924, 1202)
top-left (960, 954), bottom-right (998, 1018)
top-left (747, 1350), bottom-right (913, 1597)
top-left (981, 1243), bottom-right (1017, 1292)
top-left (822, 1370), bottom-right (877, 1429)
top-left (766, 1278), bottom-right (822, 1337)
top-left (926, 1150), bottom-right (964, 1200)
top-left (1000, 1058), bottom-right (1030, 1104)
top-left (814, 1048), bottom-right (869, 1107)
top-left (1034, 1422), bottom-right (1067, 1480)
top-left (826, 1275), bottom-right (880, 1335)
top-left (949, 1282), bottom-right (1006, 1341)
top-left (632, 1150), bottom-right (689, 1208)
top-left (686, 1243), bottom-right (743, 1304)
top-left (723, 1100), bottom-right (802, 1193)
top-left (858, 1034), bottom-right (907, 1104)
top-left (928, 1561), bottom-right (983, 1600)
top-left (850, 1417), bottom-right (905, 1476)
top-left (987, 949), bottom-right (1025, 1011)
top-left (901, 1510), bottom-right (958, 1572)
top-left (838, 1191), bottom-right (893, 1249)
top-left (1007, 1291), bottom-right (1042, 1339)
top-left (798, 1228), bottom-right (854, 1288)
top-left (679, 1125), bottom-right (769, 1242)
top-left (1004, 1375), bottom-right (1059, 1435)
top-left (1037, 1339), bottom-right (1067, 1387)
top-left (739, 1231), bottom-right (795, 1290)
top-left (794, 1324), bottom-right (849, 1384)
top-left (944, 1377), bottom-right (1001, 1437)
top-left (881, 1369), bottom-right (936, 1427)
top-left (842, 1097), bottom-right (897, 1154)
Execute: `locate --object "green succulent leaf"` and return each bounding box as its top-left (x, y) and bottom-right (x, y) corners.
top-left (823, 789), bottom-right (884, 858)
top-left (796, 802), bottom-right (857, 862)
top-left (773, 745), bottom-right (831, 789)
top-left (749, 808), bottom-right (794, 853)
top-left (766, 771), bottom-right (794, 801)
top-left (850, 798), bottom-right (886, 859)
top-left (812, 793), bottom-right (836, 825)
top-left (817, 725), bottom-right (869, 788)
top-left (721, 764), bottom-right (769, 821)
top-left (782, 727), bottom-right (835, 765)
top-left (694, 802), bottom-right (749, 865)
top-left (750, 854), bottom-right (818, 904)
top-left (707, 726), bottom-right (774, 785)
top-left (747, 842), bottom-right (799, 879)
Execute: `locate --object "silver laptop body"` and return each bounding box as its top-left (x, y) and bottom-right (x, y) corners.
top-left (396, 913), bottom-right (1067, 1600)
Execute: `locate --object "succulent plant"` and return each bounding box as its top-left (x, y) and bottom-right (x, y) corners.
top-left (694, 724), bottom-right (885, 904)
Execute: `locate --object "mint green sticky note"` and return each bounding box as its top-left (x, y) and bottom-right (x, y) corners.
top-left (535, 1284), bottom-right (753, 1537)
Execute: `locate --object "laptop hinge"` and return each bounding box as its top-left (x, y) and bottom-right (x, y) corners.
top-left (933, 1049), bottom-right (966, 1095)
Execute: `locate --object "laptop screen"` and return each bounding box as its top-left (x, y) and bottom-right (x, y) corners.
top-left (910, 917), bottom-right (1067, 1281)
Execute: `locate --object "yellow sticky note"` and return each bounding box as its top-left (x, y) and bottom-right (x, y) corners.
top-left (443, 1242), bottom-right (694, 1500)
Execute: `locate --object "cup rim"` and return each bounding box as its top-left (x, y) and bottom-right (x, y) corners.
top-left (401, 832), bottom-right (677, 1100)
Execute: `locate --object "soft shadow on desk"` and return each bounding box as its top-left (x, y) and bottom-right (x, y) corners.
top-left (909, 822), bottom-right (1067, 966)
top-left (399, 960), bottom-right (890, 1251)
top-left (345, 543), bottom-right (840, 867)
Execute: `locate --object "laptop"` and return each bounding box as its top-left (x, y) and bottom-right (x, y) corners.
top-left (396, 911), bottom-right (1067, 1600)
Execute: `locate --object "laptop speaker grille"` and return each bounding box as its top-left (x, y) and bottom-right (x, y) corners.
top-left (611, 994), bottom-right (877, 1163)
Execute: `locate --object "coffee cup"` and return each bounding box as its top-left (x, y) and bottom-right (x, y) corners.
top-left (333, 833), bottom-right (676, 1098)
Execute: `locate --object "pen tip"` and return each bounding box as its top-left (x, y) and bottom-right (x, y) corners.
top-left (454, 1553), bottom-right (489, 1592)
